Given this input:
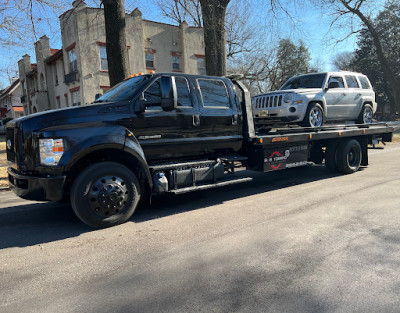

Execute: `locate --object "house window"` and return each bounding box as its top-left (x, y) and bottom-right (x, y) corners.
top-left (69, 49), bottom-right (78, 73)
top-left (56, 97), bottom-right (61, 108)
top-left (100, 46), bottom-right (108, 71)
top-left (72, 90), bottom-right (80, 106)
top-left (145, 52), bottom-right (154, 69)
top-left (54, 65), bottom-right (59, 85)
top-left (197, 57), bottom-right (206, 75)
top-left (172, 55), bottom-right (181, 71)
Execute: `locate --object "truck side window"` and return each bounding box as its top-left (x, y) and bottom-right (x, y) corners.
top-left (358, 76), bottom-right (371, 89)
top-left (144, 79), bottom-right (162, 111)
top-left (175, 77), bottom-right (192, 107)
top-left (328, 76), bottom-right (345, 88)
top-left (198, 79), bottom-right (230, 108)
top-left (345, 75), bottom-right (360, 88)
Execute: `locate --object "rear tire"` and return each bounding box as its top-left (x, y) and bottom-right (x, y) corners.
top-left (302, 103), bottom-right (324, 127)
top-left (356, 104), bottom-right (373, 124)
top-left (70, 162), bottom-right (141, 228)
top-left (336, 139), bottom-right (362, 174)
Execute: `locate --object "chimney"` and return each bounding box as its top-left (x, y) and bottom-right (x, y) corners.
top-left (22, 54), bottom-right (32, 73)
top-left (72, 0), bottom-right (86, 9)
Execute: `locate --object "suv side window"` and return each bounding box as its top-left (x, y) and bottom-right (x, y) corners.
top-left (144, 78), bottom-right (161, 111)
top-left (328, 76), bottom-right (345, 88)
top-left (198, 79), bottom-right (231, 108)
top-left (345, 75), bottom-right (360, 88)
top-left (175, 77), bottom-right (193, 107)
top-left (358, 76), bottom-right (371, 89)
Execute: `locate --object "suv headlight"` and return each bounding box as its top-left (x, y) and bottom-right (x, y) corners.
top-left (283, 94), bottom-right (292, 103)
top-left (39, 138), bottom-right (64, 166)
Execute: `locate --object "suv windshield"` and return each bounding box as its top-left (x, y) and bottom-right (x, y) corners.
top-left (94, 75), bottom-right (150, 102)
top-left (280, 73), bottom-right (326, 90)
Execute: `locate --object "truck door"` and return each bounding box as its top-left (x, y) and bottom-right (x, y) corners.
top-left (194, 77), bottom-right (243, 156)
top-left (131, 76), bottom-right (201, 162)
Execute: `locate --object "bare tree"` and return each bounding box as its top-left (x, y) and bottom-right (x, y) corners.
top-left (0, 0), bottom-right (67, 45)
top-left (319, 0), bottom-right (400, 114)
top-left (199, 0), bottom-right (231, 76)
top-left (103, 0), bottom-right (130, 86)
top-left (332, 51), bottom-right (354, 71)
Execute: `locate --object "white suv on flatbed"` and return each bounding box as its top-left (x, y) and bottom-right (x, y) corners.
top-left (252, 71), bottom-right (377, 128)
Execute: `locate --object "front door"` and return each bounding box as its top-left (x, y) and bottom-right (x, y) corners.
top-left (131, 76), bottom-right (201, 163)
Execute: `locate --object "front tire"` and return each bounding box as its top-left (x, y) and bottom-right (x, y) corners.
top-left (302, 103), bottom-right (324, 127)
top-left (71, 162), bottom-right (141, 228)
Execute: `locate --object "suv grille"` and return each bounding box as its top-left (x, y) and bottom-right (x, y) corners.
top-left (6, 127), bottom-right (16, 163)
top-left (254, 95), bottom-right (283, 108)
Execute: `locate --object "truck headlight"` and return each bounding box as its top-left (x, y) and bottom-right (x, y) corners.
top-left (39, 139), bottom-right (64, 166)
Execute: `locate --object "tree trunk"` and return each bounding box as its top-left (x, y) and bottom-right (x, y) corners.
top-left (199, 0), bottom-right (230, 76)
top-left (103, 0), bottom-right (130, 87)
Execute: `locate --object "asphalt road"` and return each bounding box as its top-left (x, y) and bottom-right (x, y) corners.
top-left (1, 144), bottom-right (400, 313)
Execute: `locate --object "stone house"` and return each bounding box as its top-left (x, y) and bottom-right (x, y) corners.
top-left (0, 78), bottom-right (24, 120)
top-left (18, 0), bottom-right (205, 115)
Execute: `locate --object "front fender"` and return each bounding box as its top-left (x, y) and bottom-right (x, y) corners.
top-left (55, 125), bottom-right (127, 170)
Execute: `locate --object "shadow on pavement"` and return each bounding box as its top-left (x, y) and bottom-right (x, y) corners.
top-left (0, 165), bottom-right (340, 249)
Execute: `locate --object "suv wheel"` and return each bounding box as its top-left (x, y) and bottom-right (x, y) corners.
top-left (302, 103), bottom-right (324, 127)
top-left (356, 104), bottom-right (373, 124)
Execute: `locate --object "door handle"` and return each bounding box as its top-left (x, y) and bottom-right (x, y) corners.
top-left (192, 115), bottom-right (200, 126)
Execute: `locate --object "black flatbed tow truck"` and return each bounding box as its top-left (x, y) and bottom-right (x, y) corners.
top-left (6, 73), bottom-right (395, 227)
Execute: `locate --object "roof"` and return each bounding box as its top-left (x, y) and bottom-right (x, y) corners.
top-left (0, 79), bottom-right (20, 100)
top-left (46, 49), bottom-right (63, 64)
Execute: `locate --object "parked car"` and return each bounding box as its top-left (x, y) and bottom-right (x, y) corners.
top-left (252, 71), bottom-right (377, 128)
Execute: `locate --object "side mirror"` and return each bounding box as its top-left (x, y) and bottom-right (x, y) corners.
top-left (135, 93), bottom-right (146, 113)
top-left (327, 81), bottom-right (340, 89)
top-left (160, 76), bottom-right (177, 111)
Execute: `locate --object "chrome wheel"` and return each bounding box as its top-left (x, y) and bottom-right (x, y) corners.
top-left (309, 107), bottom-right (323, 127)
top-left (363, 106), bottom-right (373, 124)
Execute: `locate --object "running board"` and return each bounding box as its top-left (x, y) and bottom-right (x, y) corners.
top-left (170, 177), bottom-right (253, 195)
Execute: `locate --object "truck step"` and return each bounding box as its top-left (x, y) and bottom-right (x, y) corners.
top-left (170, 176), bottom-right (253, 195)
top-left (218, 155), bottom-right (248, 162)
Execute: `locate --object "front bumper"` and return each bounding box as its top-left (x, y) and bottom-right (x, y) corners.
top-left (7, 167), bottom-right (66, 201)
top-left (253, 104), bottom-right (307, 124)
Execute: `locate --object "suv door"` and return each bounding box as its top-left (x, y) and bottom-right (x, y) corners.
top-left (344, 75), bottom-right (363, 119)
top-left (324, 75), bottom-right (348, 120)
top-left (131, 76), bottom-right (201, 162)
top-left (194, 77), bottom-right (242, 156)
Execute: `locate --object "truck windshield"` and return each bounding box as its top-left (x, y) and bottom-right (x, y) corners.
top-left (94, 75), bottom-right (150, 102)
top-left (280, 73), bottom-right (326, 90)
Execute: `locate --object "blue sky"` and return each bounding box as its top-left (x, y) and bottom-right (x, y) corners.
top-left (0, 0), bottom-right (386, 87)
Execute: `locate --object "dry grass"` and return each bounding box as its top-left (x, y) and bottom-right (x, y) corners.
top-left (0, 140), bottom-right (9, 188)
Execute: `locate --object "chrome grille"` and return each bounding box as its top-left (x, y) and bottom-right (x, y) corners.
top-left (254, 95), bottom-right (282, 109)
